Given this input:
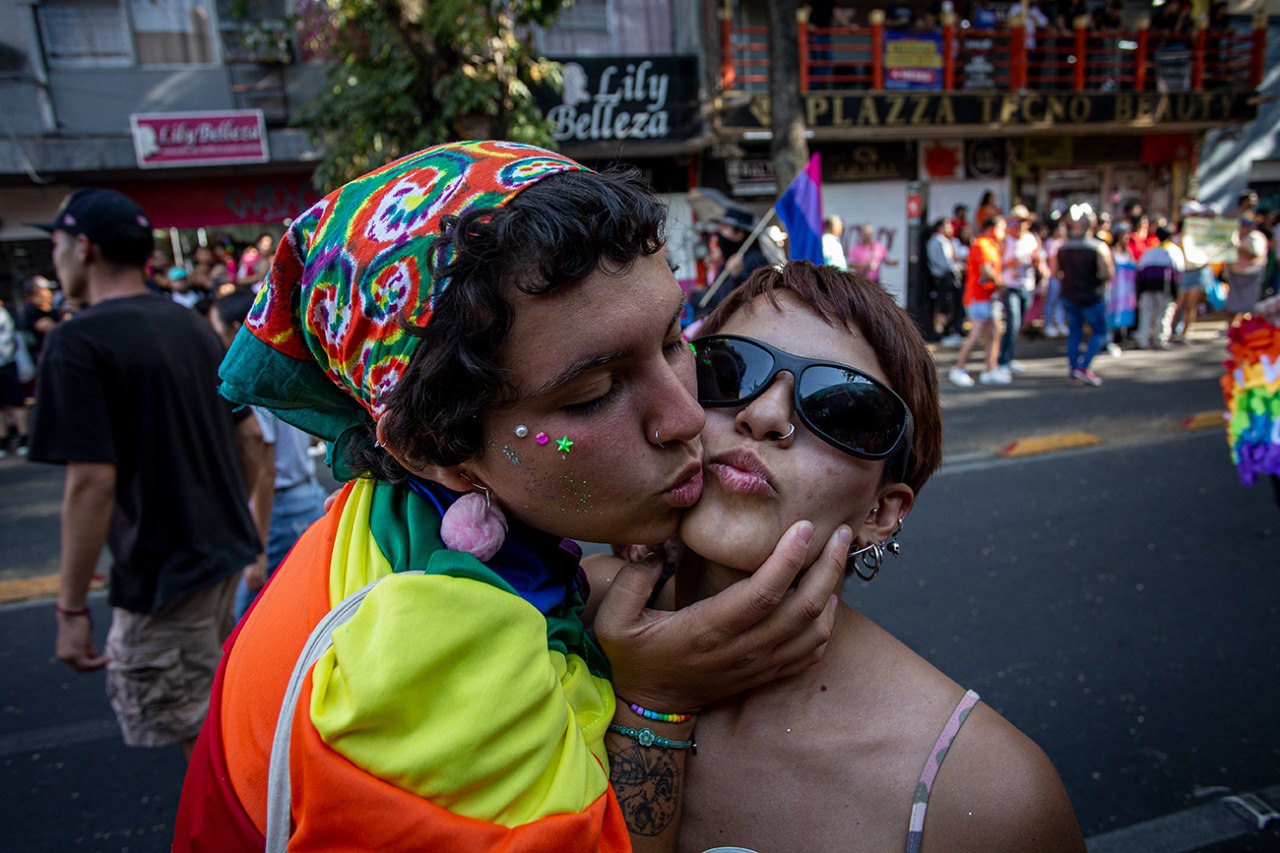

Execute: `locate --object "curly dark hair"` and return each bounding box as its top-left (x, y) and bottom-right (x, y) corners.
top-left (350, 167), bottom-right (668, 481)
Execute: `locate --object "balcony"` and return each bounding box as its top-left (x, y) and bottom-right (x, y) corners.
top-left (720, 10), bottom-right (1266, 94)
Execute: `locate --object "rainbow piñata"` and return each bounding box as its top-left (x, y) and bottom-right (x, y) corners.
top-left (1222, 316), bottom-right (1280, 486)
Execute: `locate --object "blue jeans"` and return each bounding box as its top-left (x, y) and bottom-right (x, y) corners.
top-left (235, 479), bottom-right (327, 621)
top-left (1044, 277), bottom-right (1065, 329)
top-left (1064, 300), bottom-right (1108, 372)
top-left (997, 289), bottom-right (1029, 366)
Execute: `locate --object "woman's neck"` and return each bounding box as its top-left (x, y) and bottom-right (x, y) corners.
top-left (675, 551), bottom-right (859, 704)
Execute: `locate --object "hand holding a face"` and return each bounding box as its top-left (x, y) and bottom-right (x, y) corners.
top-left (594, 520), bottom-right (849, 712)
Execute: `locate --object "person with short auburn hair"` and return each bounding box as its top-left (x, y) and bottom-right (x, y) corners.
top-left (587, 262), bottom-right (1083, 852)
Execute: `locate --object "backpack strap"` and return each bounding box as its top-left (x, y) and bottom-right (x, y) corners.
top-left (265, 571), bottom-right (424, 852)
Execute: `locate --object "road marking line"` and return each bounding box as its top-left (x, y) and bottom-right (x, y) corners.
top-left (0, 589), bottom-right (105, 613)
top-left (1086, 783), bottom-right (1280, 852)
top-left (0, 574), bottom-right (106, 606)
top-left (0, 719), bottom-right (121, 758)
top-left (1181, 410), bottom-right (1227, 431)
top-left (938, 429), bottom-right (1219, 477)
top-left (940, 450), bottom-right (993, 467)
top-left (999, 432), bottom-right (1103, 458)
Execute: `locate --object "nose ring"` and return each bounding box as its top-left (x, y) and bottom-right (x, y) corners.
top-left (655, 428), bottom-right (666, 448)
top-left (778, 423), bottom-right (796, 441)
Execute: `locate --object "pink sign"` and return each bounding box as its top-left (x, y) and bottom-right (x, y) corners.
top-left (130, 110), bottom-right (269, 169)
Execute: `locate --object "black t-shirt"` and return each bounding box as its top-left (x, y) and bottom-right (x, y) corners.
top-left (22, 305), bottom-right (58, 358)
top-left (29, 294), bottom-right (260, 613)
top-left (1057, 237), bottom-right (1111, 306)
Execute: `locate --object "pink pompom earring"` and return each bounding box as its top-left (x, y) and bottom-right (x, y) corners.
top-left (441, 482), bottom-right (508, 562)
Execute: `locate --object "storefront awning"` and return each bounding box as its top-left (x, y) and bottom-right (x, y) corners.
top-left (112, 172), bottom-right (320, 229)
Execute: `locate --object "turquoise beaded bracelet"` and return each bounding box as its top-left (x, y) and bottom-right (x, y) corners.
top-left (607, 724), bottom-right (695, 750)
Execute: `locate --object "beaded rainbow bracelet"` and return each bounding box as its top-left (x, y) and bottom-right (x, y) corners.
top-left (628, 702), bottom-right (693, 724)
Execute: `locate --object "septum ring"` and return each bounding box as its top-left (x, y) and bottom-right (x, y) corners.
top-left (777, 423), bottom-right (796, 441)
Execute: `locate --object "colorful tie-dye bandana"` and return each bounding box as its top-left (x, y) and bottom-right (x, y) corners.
top-left (219, 141), bottom-right (588, 478)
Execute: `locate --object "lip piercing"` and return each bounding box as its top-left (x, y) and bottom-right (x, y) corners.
top-left (778, 423), bottom-right (796, 441)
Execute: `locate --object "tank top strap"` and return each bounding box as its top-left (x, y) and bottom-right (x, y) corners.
top-left (905, 689), bottom-right (980, 853)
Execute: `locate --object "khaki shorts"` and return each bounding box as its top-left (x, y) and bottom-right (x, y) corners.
top-left (105, 573), bottom-right (238, 748)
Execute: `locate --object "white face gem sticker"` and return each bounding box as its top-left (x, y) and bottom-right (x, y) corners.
top-left (514, 425), bottom-right (529, 439)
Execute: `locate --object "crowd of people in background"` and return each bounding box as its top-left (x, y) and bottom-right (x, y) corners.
top-left (811, 0), bottom-right (1230, 36)
top-left (921, 188), bottom-right (1280, 388)
top-left (0, 231), bottom-right (282, 459)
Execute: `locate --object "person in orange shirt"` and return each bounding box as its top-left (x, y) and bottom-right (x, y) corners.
top-left (949, 215), bottom-right (1008, 387)
top-left (974, 190), bottom-right (1002, 233)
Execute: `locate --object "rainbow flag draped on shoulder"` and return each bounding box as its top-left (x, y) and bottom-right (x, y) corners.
top-left (175, 477), bottom-right (630, 851)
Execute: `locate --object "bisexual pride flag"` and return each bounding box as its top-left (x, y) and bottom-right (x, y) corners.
top-left (776, 153), bottom-right (824, 265)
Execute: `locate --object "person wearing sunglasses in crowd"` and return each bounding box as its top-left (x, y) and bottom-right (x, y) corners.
top-left (173, 142), bottom-right (849, 853)
top-left (590, 262), bottom-right (1083, 851)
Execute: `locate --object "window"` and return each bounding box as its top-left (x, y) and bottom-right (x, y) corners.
top-left (537, 0), bottom-right (674, 57)
top-left (39, 0), bottom-right (134, 68)
top-left (38, 0), bottom-right (219, 67)
top-left (128, 0), bottom-right (218, 65)
top-left (538, 0), bottom-right (617, 55)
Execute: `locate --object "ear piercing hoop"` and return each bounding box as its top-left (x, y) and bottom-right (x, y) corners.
top-left (848, 517), bottom-right (904, 582)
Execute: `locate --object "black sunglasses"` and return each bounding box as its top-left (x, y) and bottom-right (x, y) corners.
top-left (692, 335), bottom-right (914, 481)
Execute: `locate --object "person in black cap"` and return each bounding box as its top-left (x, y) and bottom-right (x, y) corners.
top-left (27, 188), bottom-right (265, 756)
top-left (703, 206), bottom-right (769, 314)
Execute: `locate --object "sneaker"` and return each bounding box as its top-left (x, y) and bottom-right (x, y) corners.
top-left (1071, 368), bottom-right (1103, 387)
top-left (948, 367), bottom-right (975, 387)
top-left (1045, 325), bottom-right (1062, 338)
top-left (1005, 360), bottom-right (1028, 374)
top-left (1105, 343), bottom-right (1122, 357)
top-left (979, 368), bottom-right (1012, 385)
top-left (940, 333), bottom-right (965, 347)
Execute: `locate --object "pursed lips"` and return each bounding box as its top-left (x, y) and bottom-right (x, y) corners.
top-left (707, 446), bottom-right (778, 496)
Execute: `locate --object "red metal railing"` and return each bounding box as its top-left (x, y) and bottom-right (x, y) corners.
top-left (723, 11), bottom-right (1267, 94)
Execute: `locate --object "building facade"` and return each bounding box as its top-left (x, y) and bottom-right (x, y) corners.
top-left (1, 0), bottom-right (1270, 311)
top-left (707, 0), bottom-right (1269, 309)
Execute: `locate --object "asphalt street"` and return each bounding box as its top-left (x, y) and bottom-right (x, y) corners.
top-left (1, 328), bottom-right (1276, 851)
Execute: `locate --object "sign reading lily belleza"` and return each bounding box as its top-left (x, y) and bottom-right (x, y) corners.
top-left (540, 56), bottom-right (699, 146)
top-left (130, 110), bottom-right (269, 169)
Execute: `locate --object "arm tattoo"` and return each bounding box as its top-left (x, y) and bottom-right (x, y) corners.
top-left (609, 742), bottom-right (681, 837)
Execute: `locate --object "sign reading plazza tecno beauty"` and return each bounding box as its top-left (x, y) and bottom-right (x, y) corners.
top-left (540, 56), bottom-right (699, 145)
top-left (724, 91), bottom-right (1256, 134)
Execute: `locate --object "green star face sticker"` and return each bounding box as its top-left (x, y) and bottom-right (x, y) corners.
top-left (556, 435), bottom-right (574, 453)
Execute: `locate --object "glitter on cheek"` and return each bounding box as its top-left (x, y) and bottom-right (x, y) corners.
top-left (558, 475), bottom-right (594, 515)
top-left (501, 444), bottom-right (521, 466)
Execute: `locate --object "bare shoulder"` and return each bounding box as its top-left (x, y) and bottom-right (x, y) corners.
top-left (921, 702), bottom-right (1085, 853)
